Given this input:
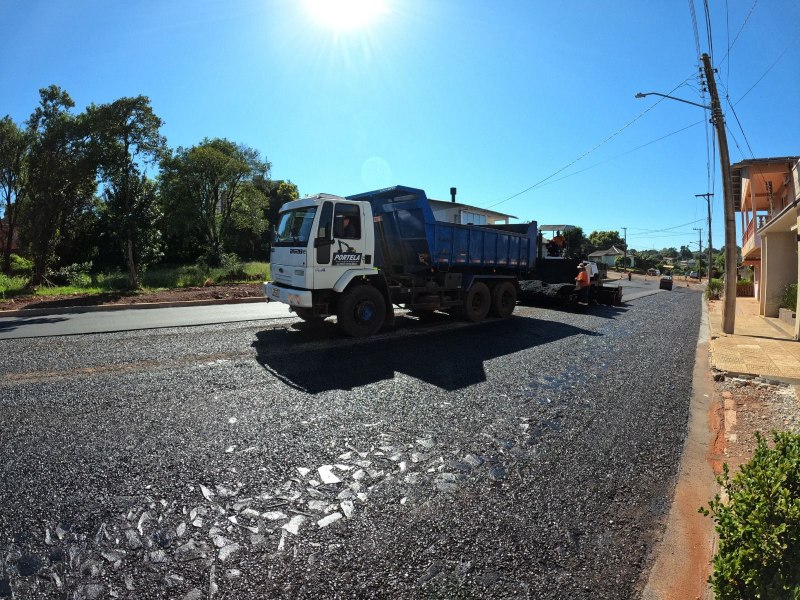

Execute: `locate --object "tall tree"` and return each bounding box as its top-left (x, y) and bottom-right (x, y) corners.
top-left (22, 86), bottom-right (97, 285)
top-left (562, 226), bottom-right (586, 259)
top-left (0, 116), bottom-right (30, 273)
top-left (254, 177), bottom-right (300, 230)
top-left (586, 230), bottom-right (625, 254)
top-left (161, 138), bottom-right (270, 265)
top-left (88, 96), bottom-right (167, 288)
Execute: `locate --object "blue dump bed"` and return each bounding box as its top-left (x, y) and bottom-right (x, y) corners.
top-left (347, 185), bottom-right (537, 276)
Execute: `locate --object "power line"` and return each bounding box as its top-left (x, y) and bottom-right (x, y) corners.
top-left (703, 0), bottom-right (715, 61)
top-left (498, 120), bottom-right (704, 193)
top-left (688, 0), bottom-right (702, 57)
top-left (734, 35), bottom-right (799, 105)
top-left (483, 75), bottom-right (696, 209)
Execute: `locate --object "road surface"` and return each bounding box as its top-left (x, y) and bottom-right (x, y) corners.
top-left (0, 288), bottom-right (703, 599)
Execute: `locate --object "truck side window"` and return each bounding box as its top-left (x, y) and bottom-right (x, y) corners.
top-left (333, 204), bottom-right (361, 239)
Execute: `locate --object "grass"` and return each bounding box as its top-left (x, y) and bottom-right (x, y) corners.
top-left (0, 261), bottom-right (270, 301)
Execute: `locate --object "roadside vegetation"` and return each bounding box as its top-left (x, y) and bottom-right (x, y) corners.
top-left (0, 252), bottom-right (268, 301)
top-left (782, 283), bottom-right (798, 311)
top-left (0, 86), bottom-right (294, 299)
top-left (701, 431), bottom-right (800, 599)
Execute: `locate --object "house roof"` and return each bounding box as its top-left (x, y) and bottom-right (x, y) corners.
top-left (588, 245), bottom-right (626, 257)
top-left (428, 199), bottom-right (517, 220)
top-left (730, 156), bottom-right (800, 211)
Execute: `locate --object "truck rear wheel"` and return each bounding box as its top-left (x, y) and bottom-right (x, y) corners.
top-left (490, 281), bottom-right (517, 318)
top-left (337, 285), bottom-right (386, 337)
top-left (462, 282), bottom-right (490, 322)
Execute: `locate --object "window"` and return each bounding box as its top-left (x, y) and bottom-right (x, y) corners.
top-left (333, 204), bottom-right (361, 239)
top-left (460, 210), bottom-right (487, 225)
top-left (274, 206), bottom-right (317, 245)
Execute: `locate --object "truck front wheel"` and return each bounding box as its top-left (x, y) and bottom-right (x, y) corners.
top-left (462, 282), bottom-right (490, 322)
top-left (491, 281), bottom-right (517, 318)
top-left (337, 285), bottom-right (386, 337)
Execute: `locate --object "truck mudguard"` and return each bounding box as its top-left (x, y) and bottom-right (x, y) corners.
top-left (332, 269), bottom-right (383, 293)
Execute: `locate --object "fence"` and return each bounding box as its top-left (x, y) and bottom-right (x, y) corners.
top-left (736, 282), bottom-right (754, 297)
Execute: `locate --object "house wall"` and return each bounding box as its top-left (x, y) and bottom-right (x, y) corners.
top-left (430, 206), bottom-right (507, 225)
top-left (761, 230), bottom-right (797, 318)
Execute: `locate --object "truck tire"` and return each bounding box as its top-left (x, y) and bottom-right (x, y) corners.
top-left (462, 282), bottom-right (490, 322)
top-left (292, 307), bottom-right (324, 322)
top-left (337, 285), bottom-right (386, 337)
top-left (490, 281), bottom-right (517, 318)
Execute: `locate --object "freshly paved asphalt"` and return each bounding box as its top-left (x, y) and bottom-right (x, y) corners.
top-left (0, 287), bottom-right (703, 599)
top-left (0, 302), bottom-right (291, 339)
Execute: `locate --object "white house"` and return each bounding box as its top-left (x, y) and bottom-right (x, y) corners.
top-left (427, 189), bottom-right (516, 225)
top-left (588, 246), bottom-right (633, 267)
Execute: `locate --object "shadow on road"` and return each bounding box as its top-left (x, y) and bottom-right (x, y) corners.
top-left (252, 314), bottom-right (600, 393)
top-left (0, 316), bottom-right (68, 333)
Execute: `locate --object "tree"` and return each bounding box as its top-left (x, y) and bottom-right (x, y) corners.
top-left (0, 116), bottom-right (30, 273)
top-left (660, 247), bottom-right (678, 258)
top-left (22, 86), bottom-right (97, 285)
top-left (678, 245), bottom-right (693, 261)
top-left (88, 96), bottom-right (167, 288)
top-left (562, 226), bottom-right (586, 259)
top-left (587, 230), bottom-right (625, 254)
top-left (255, 178), bottom-right (299, 230)
top-left (161, 138), bottom-right (270, 265)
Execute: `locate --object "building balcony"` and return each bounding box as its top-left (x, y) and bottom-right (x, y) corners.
top-left (742, 214), bottom-right (766, 259)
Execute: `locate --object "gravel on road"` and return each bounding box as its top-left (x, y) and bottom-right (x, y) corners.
top-left (0, 288), bottom-right (702, 599)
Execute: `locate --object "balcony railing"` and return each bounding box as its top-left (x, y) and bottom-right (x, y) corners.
top-left (743, 214), bottom-right (768, 245)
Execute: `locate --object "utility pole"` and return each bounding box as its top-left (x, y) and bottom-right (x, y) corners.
top-left (693, 227), bottom-right (703, 275)
top-left (696, 193), bottom-right (714, 281)
top-left (621, 227), bottom-right (627, 270)
top-left (702, 53), bottom-right (736, 334)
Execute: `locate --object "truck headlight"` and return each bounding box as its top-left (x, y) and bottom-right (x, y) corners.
top-left (294, 269), bottom-right (304, 276)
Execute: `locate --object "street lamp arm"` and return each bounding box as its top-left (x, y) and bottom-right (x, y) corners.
top-left (634, 92), bottom-right (710, 110)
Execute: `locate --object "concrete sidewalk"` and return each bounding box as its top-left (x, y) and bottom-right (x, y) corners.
top-left (708, 296), bottom-right (800, 382)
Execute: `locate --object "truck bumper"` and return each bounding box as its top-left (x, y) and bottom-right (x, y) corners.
top-left (263, 282), bottom-right (313, 308)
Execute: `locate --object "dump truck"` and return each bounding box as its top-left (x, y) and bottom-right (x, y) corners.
top-left (264, 185), bottom-right (538, 337)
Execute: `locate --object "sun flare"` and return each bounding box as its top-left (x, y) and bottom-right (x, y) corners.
top-left (302, 0), bottom-right (388, 31)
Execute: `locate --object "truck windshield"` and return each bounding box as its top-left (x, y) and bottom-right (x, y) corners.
top-left (274, 207), bottom-right (317, 246)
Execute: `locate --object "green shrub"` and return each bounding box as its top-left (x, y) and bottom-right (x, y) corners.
top-left (95, 270), bottom-right (129, 290)
top-left (782, 283), bottom-right (798, 311)
top-left (49, 262), bottom-right (93, 287)
top-left (706, 277), bottom-right (723, 300)
top-left (701, 431), bottom-right (800, 599)
top-left (0, 273), bottom-right (28, 298)
top-left (9, 254), bottom-right (33, 275)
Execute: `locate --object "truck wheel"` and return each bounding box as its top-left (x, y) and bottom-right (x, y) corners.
top-left (490, 281), bottom-right (517, 318)
top-left (337, 285), bottom-right (386, 337)
top-left (293, 307), bottom-right (324, 322)
top-left (462, 282), bottom-right (490, 322)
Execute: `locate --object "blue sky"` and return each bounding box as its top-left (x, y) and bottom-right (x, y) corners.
top-left (2, 0), bottom-right (798, 253)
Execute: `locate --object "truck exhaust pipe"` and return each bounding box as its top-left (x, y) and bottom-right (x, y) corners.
top-left (450, 187), bottom-right (457, 203)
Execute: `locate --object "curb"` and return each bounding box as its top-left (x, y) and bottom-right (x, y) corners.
top-left (0, 296), bottom-right (266, 318)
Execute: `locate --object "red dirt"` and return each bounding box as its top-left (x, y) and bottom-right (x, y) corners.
top-left (0, 283), bottom-right (263, 312)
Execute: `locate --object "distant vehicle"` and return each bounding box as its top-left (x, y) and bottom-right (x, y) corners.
top-left (659, 275), bottom-right (673, 290)
top-left (647, 268), bottom-right (660, 276)
top-left (689, 271), bottom-right (700, 279)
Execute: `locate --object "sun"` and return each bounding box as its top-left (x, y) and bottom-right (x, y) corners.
top-left (302, 0), bottom-right (388, 31)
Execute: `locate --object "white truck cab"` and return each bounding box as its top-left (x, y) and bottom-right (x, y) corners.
top-left (264, 194), bottom-right (378, 319)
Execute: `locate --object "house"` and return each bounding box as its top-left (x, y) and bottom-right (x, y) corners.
top-left (733, 156), bottom-right (800, 338)
top-left (427, 188), bottom-right (516, 225)
top-left (588, 246), bottom-right (633, 267)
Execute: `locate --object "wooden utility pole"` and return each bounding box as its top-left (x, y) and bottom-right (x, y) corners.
top-left (622, 227), bottom-right (627, 270)
top-left (696, 193), bottom-right (714, 281)
top-left (694, 227), bottom-right (703, 274)
top-left (702, 53), bottom-right (736, 334)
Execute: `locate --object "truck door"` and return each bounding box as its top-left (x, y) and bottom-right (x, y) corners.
top-left (312, 201), bottom-right (368, 289)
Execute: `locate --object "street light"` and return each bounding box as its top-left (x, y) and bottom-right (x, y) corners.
top-left (634, 92), bottom-right (710, 110)
top-left (634, 53), bottom-right (737, 334)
